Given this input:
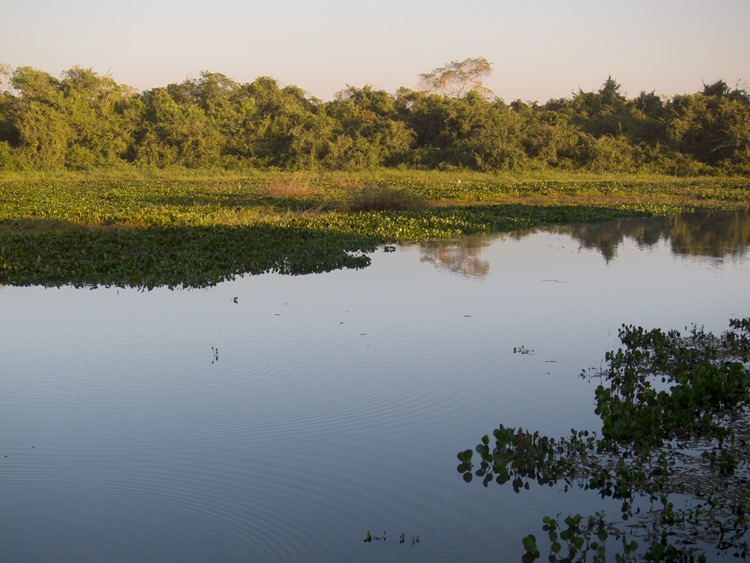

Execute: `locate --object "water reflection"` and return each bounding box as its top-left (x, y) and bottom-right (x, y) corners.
top-left (552, 208), bottom-right (750, 262)
top-left (2, 213), bottom-right (750, 563)
top-left (419, 235), bottom-right (491, 279)
top-left (3, 210), bottom-right (748, 288)
top-left (419, 209), bottom-right (750, 278)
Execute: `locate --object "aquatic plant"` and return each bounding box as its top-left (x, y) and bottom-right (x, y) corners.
top-left (458, 318), bottom-right (750, 561)
top-left (0, 223), bottom-right (378, 289)
top-left (363, 530), bottom-right (420, 546)
top-left (1, 173), bottom-right (748, 288)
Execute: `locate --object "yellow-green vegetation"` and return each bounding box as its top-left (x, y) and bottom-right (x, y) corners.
top-left (1, 170), bottom-right (749, 288)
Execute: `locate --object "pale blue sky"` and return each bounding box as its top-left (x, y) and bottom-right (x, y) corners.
top-left (3, 0), bottom-right (748, 102)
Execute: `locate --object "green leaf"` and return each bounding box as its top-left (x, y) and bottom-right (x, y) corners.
top-left (521, 534), bottom-right (540, 556)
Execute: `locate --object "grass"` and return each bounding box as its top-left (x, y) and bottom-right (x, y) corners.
top-left (342, 185), bottom-right (426, 212)
top-left (263, 173), bottom-right (317, 198)
top-left (1, 169), bottom-right (749, 288)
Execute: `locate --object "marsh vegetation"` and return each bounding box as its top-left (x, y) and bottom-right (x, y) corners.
top-left (2, 56), bottom-right (750, 562)
top-left (1, 171), bottom-right (749, 288)
top-left (459, 319), bottom-right (750, 561)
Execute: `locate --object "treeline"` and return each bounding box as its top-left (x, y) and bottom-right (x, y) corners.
top-left (0, 65), bottom-right (749, 174)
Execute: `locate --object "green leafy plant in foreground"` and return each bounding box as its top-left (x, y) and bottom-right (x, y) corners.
top-left (459, 318), bottom-right (750, 561)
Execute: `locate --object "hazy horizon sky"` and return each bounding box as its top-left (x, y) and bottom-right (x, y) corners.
top-left (3, 0), bottom-right (748, 102)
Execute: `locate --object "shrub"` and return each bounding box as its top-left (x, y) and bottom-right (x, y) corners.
top-left (343, 184), bottom-right (425, 212)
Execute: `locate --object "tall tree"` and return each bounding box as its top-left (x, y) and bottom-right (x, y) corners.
top-left (0, 63), bottom-right (10, 92)
top-left (418, 57), bottom-right (494, 99)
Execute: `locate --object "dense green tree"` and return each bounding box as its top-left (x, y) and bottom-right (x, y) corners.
top-left (0, 64), bottom-right (19, 162)
top-left (136, 87), bottom-right (222, 166)
top-left (0, 63), bottom-right (748, 173)
top-left (569, 77), bottom-right (630, 137)
top-left (397, 89), bottom-right (526, 170)
top-left (8, 67), bottom-right (71, 167)
top-left (323, 85), bottom-right (413, 168)
top-left (58, 66), bottom-right (140, 167)
top-left (238, 77), bottom-right (328, 168)
top-left (6, 66), bottom-right (141, 168)
top-left (514, 101), bottom-right (581, 168)
top-left (667, 84), bottom-right (750, 168)
top-left (628, 91), bottom-right (667, 144)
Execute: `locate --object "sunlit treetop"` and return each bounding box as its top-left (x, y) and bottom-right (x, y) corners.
top-left (418, 57), bottom-right (495, 99)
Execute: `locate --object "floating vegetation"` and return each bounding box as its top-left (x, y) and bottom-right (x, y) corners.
top-left (1, 174), bottom-right (748, 288)
top-left (0, 223), bottom-right (377, 289)
top-left (459, 318), bottom-right (750, 561)
top-left (363, 530), bottom-right (420, 546)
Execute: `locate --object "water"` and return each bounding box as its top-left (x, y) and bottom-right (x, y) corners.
top-left (1, 210), bottom-right (749, 562)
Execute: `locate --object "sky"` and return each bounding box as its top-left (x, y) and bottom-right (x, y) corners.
top-left (2, 0), bottom-right (748, 103)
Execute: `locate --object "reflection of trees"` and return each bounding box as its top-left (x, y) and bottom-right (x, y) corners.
top-left (419, 235), bottom-right (491, 278)
top-left (419, 210), bottom-right (750, 276)
top-left (549, 209), bottom-right (750, 262)
top-left (419, 210), bottom-right (750, 275)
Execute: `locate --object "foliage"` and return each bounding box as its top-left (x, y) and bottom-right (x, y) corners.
top-left (418, 56), bottom-right (494, 99)
top-left (1, 65), bottom-right (750, 173)
top-left (457, 319), bottom-right (750, 561)
top-left (0, 220), bottom-right (379, 289)
top-left (0, 172), bottom-right (748, 288)
top-left (325, 85), bottom-right (414, 169)
top-left (342, 184), bottom-right (425, 212)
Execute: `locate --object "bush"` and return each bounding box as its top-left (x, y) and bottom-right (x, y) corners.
top-left (343, 184), bottom-right (425, 212)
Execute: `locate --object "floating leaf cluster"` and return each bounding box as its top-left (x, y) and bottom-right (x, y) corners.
top-left (458, 318), bottom-right (750, 561)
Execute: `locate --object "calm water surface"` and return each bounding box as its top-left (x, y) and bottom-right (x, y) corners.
top-left (1, 211), bottom-right (749, 562)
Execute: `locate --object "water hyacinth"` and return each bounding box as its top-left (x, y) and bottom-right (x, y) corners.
top-left (1, 172), bottom-right (748, 288)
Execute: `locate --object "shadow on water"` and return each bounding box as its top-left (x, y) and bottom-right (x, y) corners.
top-left (0, 219), bottom-right (378, 289)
